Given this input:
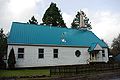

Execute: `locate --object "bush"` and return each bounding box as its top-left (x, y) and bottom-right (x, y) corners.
top-left (0, 60), bottom-right (6, 69)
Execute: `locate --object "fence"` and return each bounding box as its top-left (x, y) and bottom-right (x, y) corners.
top-left (50, 63), bottom-right (120, 76)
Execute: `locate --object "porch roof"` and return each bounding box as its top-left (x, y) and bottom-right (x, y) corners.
top-left (88, 43), bottom-right (103, 52)
top-left (88, 43), bottom-right (97, 52)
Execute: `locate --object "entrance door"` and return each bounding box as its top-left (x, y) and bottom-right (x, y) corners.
top-left (90, 50), bottom-right (99, 61)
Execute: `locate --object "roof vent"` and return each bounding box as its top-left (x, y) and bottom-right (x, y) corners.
top-left (61, 32), bottom-right (66, 43)
top-left (61, 39), bottom-right (66, 43)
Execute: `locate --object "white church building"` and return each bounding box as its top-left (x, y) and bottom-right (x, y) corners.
top-left (7, 22), bottom-right (109, 68)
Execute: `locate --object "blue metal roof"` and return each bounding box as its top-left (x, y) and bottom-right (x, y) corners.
top-left (8, 22), bottom-right (108, 48)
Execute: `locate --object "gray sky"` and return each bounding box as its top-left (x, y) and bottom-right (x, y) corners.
top-left (0, 0), bottom-right (120, 47)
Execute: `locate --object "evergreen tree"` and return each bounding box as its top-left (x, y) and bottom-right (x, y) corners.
top-left (28, 16), bottom-right (38, 25)
top-left (8, 48), bottom-right (16, 69)
top-left (42, 2), bottom-right (66, 28)
top-left (0, 28), bottom-right (7, 69)
top-left (111, 34), bottom-right (120, 56)
top-left (71, 12), bottom-right (80, 29)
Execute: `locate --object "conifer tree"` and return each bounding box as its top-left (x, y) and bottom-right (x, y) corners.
top-left (8, 48), bottom-right (16, 69)
top-left (28, 16), bottom-right (38, 25)
top-left (42, 2), bottom-right (66, 28)
top-left (0, 28), bottom-right (7, 69)
top-left (111, 34), bottom-right (120, 56)
top-left (71, 12), bottom-right (80, 29)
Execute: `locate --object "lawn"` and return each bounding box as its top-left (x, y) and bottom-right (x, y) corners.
top-left (0, 69), bottom-right (50, 77)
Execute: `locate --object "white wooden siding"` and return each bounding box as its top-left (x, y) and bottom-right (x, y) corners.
top-left (7, 45), bottom-right (109, 68)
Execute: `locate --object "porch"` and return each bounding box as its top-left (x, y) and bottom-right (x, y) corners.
top-left (87, 43), bottom-right (106, 63)
top-left (89, 50), bottom-right (105, 62)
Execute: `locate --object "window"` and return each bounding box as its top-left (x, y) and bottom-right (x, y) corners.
top-left (53, 49), bottom-right (58, 58)
top-left (18, 54), bottom-right (24, 58)
top-left (18, 48), bottom-right (24, 53)
top-left (54, 54), bottom-right (58, 58)
top-left (18, 48), bottom-right (24, 59)
top-left (92, 53), bottom-right (94, 57)
top-left (102, 54), bottom-right (105, 57)
top-left (75, 50), bottom-right (81, 57)
top-left (39, 54), bottom-right (44, 58)
top-left (54, 49), bottom-right (58, 53)
top-left (39, 49), bottom-right (44, 53)
top-left (38, 49), bottom-right (44, 59)
top-left (102, 50), bottom-right (105, 53)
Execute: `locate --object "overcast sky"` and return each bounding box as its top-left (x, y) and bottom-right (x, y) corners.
top-left (0, 0), bottom-right (120, 47)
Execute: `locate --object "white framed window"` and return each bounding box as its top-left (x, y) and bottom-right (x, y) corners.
top-left (102, 53), bottom-right (105, 57)
top-left (53, 49), bottom-right (58, 58)
top-left (75, 50), bottom-right (81, 57)
top-left (38, 48), bottom-right (44, 59)
top-left (102, 50), bottom-right (105, 53)
top-left (102, 50), bottom-right (105, 57)
top-left (18, 48), bottom-right (24, 58)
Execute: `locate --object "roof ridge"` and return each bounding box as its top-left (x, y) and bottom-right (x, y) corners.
top-left (12, 22), bottom-right (91, 32)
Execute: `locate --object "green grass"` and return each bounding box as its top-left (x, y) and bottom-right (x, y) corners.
top-left (0, 69), bottom-right (50, 77)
